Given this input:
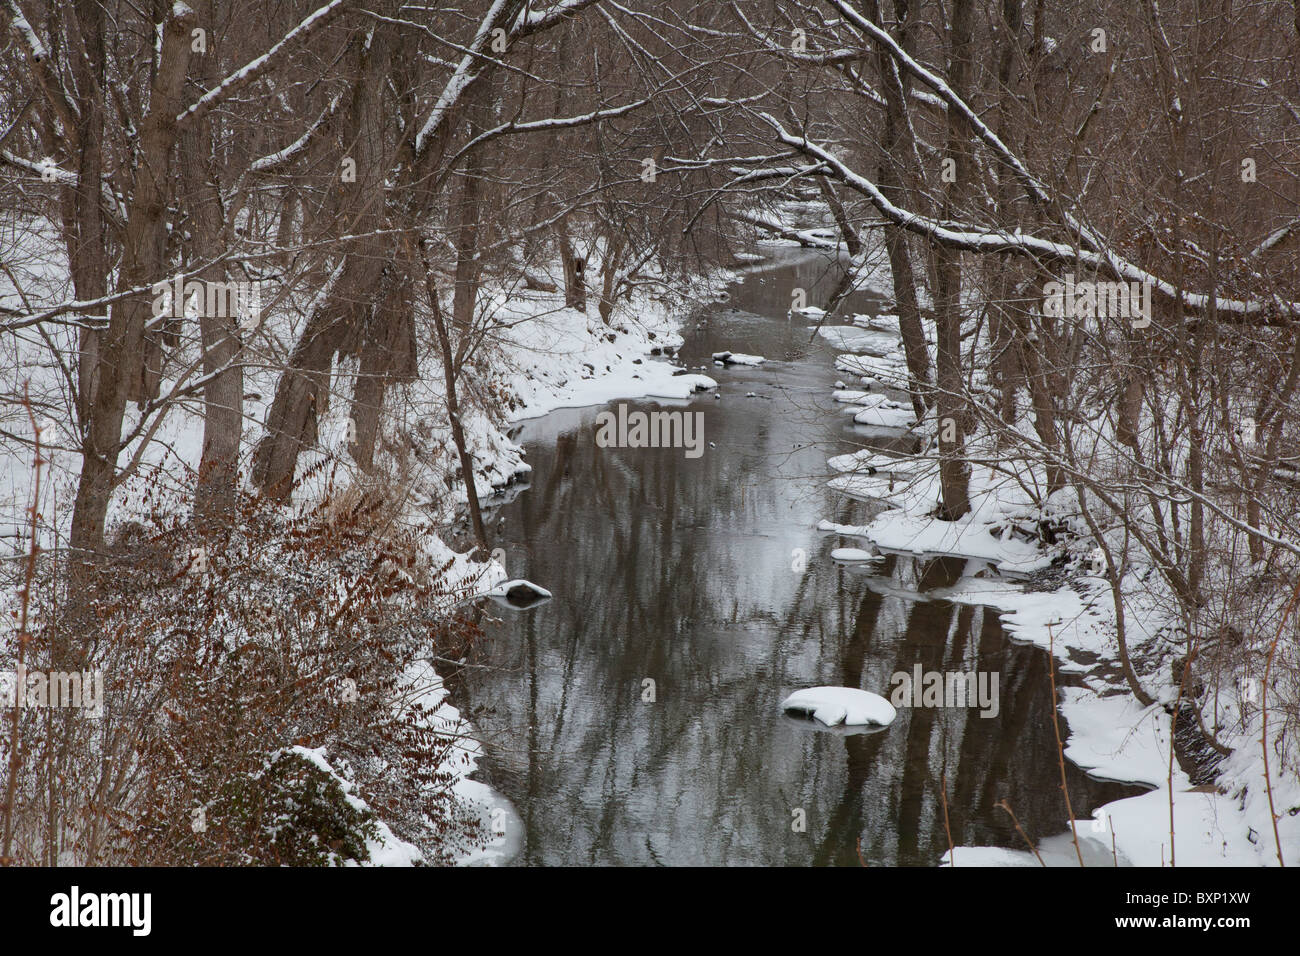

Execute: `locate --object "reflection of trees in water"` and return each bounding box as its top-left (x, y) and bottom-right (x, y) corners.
top-left (466, 256), bottom-right (1141, 863)
top-left (723, 248), bottom-right (888, 322)
top-left (487, 401), bottom-right (834, 863)
top-left (800, 558), bottom-right (1142, 866)
top-left (470, 417), bottom-right (1142, 864)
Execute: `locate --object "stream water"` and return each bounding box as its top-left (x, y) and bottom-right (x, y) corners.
top-left (460, 246), bottom-right (1143, 866)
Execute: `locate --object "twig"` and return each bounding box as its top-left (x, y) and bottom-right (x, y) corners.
top-left (1260, 574), bottom-right (1300, 867)
top-left (940, 770), bottom-right (955, 866)
top-left (2, 383), bottom-right (42, 866)
top-left (996, 799), bottom-right (1045, 866)
top-left (1167, 640), bottom-right (1199, 868)
top-left (1048, 627), bottom-right (1085, 866)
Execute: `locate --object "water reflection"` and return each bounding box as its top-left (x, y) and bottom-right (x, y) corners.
top-left (459, 248), bottom-right (1143, 866)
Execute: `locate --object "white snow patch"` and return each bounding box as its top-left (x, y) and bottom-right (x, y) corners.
top-left (712, 350), bottom-right (766, 366)
top-left (781, 686), bottom-right (897, 727)
top-left (830, 547), bottom-right (881, 562)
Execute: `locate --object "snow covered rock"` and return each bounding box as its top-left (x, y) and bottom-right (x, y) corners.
top-left (836, 351), bottom-right (911, 387)
top-left (790, 305), bottom-right (826, 318)
top-left (712, 351), bottom-right (766, 366)
top-left (851, 395), bottom-right (916, 429)
top-left (830, 547), bottom-right (881, 563)
top-left (781, 687), bottom-right (897, 727)
top-left (484, 578), bottom-right (552, 609)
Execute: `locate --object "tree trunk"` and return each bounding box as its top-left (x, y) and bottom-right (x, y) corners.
top-left (816, 176), bottom-right (861, 257)
top-left (598, 231), bottom-right (624, 324)
top-left (419, 245), bottom-right (488, 553)
top-left (451, 112), bottom-right (487, 335)
top-left (67, 0), bottom-right (108, 428)
top-left (186, 0), bottom-right (243, 525)
top-left (253, 27), bottom-right (394, 498)
top-left (1019, 315), bottom-right (1066, 493)
top-left (933, 0), bottom-right (975, 519)
top-left (867, 0), bottom-right (931, 420)
top-left (251, 287), bottom-right (361, 501)
top-left (559, 218), bottom-right (587, 311)
top-left (990, 0), bottom-right (1026, 438)
top-left (70, 5), bottom-right (195, 557)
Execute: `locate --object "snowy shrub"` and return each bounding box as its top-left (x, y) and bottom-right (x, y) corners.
top-left (0, 479), bottom-right (485, 865)
top-left (193, 751), bottom-right (381, 867)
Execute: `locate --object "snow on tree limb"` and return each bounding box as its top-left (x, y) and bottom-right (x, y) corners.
top-left (3, 0), bottom-right (81, 151)
top-left (0, 150), bottom-right (126, 226)
top-left (414, 0), bottom-right (603, 159)
top-left (444, 96), bottom-right (654, 172)
top-left (823, 0), bottom-right (1106, 255)
top-left (4, 0), bottom-right (45, 59)
top-left (759, 113), bottom-right (1297, 324)
top-left (413, 0), bottom-right (517, 157)
top-left (249, 93), bottom-right (344, 173)
top-left (175, 0), bottom-right (352, 130)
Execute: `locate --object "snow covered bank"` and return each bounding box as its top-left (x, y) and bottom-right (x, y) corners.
top-left (817, 296), bottom-right (1298, 867)
top-left (1, 234), bottom-right (726, 864)
top-left (929, 574), bottom-right (1300, 866)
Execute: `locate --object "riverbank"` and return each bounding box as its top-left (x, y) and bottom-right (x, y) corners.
top-left (814, 302), bottom-right (1300, 866)
top-left (424, 271), bottom-right (729, 863)
top-left (0, 243), bottom-right (730, 865)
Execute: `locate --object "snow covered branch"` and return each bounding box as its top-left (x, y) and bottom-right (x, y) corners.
top-left (760, 112), bottom-right (1299, 324)
top-left (175, 0), bottom-right (352, 130)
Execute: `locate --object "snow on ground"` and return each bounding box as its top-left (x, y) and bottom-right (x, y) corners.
top-left (866, 508), bottom-right (1052, 574)
top-left (817, 325), bottom-right (902, 355)
top-left (401, 660), bottom-right (525, 866)
top-left (841, 393), bottom-right (916, 430)
top-left (830, 449), bottom-right (1056, 574)
top-left (933, 572), bottom-right (1300, 866)
top-left (827, 448), bottom-right (926, 476)
top-left (850, 312), bottom-right (925, 336)
top-left (942, 758), bottom-right (1284, 867)
top-left (1059, 689), bottom-right (1173, 787)
top-left (836, 350), bottom-right (911, 387)
top-left (494, 284), bottom-right (719, 426)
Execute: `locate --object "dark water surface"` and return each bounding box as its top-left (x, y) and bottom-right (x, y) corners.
top-left (461, 246), bottom-right (1142, 866)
